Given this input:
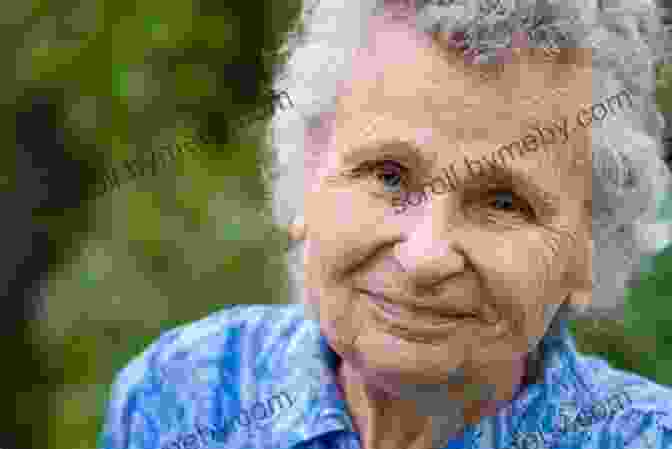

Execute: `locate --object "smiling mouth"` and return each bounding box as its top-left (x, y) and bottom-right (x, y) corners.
top-left (361, 290), bottom-right (480, 329)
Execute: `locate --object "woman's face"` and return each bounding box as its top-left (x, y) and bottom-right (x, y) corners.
top-left (303, 12), bottom-right (593, 388)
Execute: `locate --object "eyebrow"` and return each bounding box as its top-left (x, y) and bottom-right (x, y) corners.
top-left (341, 138), bottom-right (437, 172)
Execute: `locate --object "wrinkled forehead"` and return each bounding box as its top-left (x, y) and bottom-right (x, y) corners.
top-left (344, 3), bottom-right (592, 104)
top-left (335, 7), bottom-right (594, 164)
top-left (345, 4), bottom-right (434, 90)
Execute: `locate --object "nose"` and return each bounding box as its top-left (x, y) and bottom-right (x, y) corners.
top-left (393, 196), bottom-right (468, 289)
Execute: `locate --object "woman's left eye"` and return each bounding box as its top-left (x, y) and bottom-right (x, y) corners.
top-left (489, 191), bottom-right (515, 209)
top-left (487, 190), bottom-right (531, 214)
top-left (372, 161), bottom-right (407, 193)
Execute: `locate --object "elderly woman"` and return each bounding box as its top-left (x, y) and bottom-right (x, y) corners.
top-left (99, 1), bottom-right (672, 448)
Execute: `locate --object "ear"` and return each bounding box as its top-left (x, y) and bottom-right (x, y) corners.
top-left (567, 288), bottom-right (592, 313)
top-left (288, 215), bottom-right (306, 243)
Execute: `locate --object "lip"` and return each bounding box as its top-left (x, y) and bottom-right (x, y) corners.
top-left (360, 289), bottom-right (481, 336)
top-left (361, 289), bottom-right (477, 319)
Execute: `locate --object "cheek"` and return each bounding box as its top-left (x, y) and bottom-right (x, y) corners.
top-left (303, 237), bottom-right (324, 289)
top-left (474, 233), bottom-right (560, 286)
top-left (308, 177), bottom-right (383, 257)
top-left (303, 227), bottom-right (370, 355)
top-left (305, 273), bottom-right (365, 357)
top-left (467, 232), bottom-right (569, 332)
top-left (512, 237), bottom-right (571, 337)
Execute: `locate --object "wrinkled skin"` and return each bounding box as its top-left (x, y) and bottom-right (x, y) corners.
top-left (301, 6), bottom-right (593, 449)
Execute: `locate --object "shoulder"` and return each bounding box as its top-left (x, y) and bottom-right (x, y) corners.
top-left (111, 304), bottom-right (307, 387)
top-left (578, 352), bottom-right (672, 421)
top-left (97, 304), bottom-right (311, 449)
top-left (569, 352), bottom-right (672, 448)
top-left (149, 304), bottom-right (307, 364)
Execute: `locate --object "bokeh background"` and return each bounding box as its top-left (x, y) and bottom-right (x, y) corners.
top-left (3, 1), bottom-right (672, 449)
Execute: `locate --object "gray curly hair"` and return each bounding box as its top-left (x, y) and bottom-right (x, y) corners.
top-left (263, 0), bottom-right (672, 322)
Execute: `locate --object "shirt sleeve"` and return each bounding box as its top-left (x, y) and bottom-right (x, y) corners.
top-left (96, 329), bottom-right (184, 449)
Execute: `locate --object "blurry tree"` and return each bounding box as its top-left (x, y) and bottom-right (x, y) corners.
top-left (4, 1), bottom-right (303, 448)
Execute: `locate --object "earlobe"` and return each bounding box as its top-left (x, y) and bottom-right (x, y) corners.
top-left (288, 215), bottom-right (307, 243)
top-left (567, 288), bottom-right (592, 313)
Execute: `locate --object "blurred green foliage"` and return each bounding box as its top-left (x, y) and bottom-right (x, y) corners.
top-left (7, 1), bottom-right (300, 448)
top-left (6, 0), bottom-right (670, 447)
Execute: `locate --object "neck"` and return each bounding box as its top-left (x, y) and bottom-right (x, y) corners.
top-left (337, 355), bottom-right (528, 449)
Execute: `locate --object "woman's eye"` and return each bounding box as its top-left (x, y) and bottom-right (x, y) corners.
top-left (487, 190), bottom-right (531, 214)
top-left (372, 161), bottom-right (407, 193)
top-left (489, 191), bottom-right (515, 210)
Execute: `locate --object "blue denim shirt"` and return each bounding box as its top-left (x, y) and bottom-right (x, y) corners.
top-left (98, 304), bottom-right (672, 449)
